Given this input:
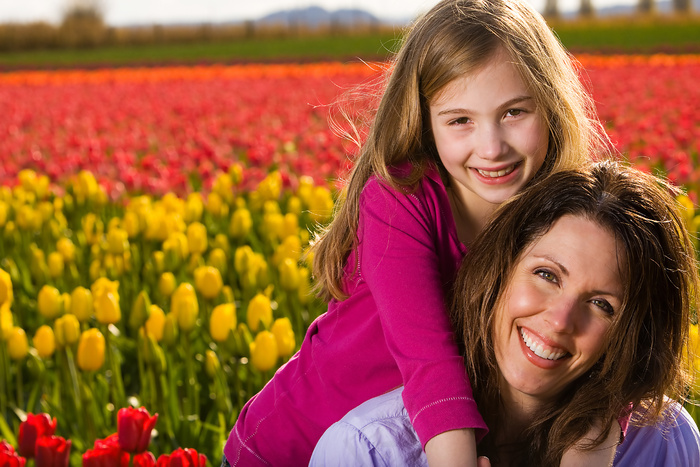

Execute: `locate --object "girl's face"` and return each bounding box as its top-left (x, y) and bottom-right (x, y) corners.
top-left (492, 215), bottom-right (624, 409)
top-left (429, 48), bottom-right (549, 223)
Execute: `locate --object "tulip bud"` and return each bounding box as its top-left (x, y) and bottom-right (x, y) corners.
top-left (35, 435), bottom-right (71, 467)
top-left (70, 286), bottom-right (93, 322)
top-left (161, 312), bottom-right (179, 347)
top-left (54, 314), bottom-right (80, 347)
top-left (8, 327), bottom-right (29, 360)
top-left (129, 291), bottom-right (152, 331)
top-left (106, 227), bottom-right (129, 255)
top-left (207, 248), bottom-right (228, 277)
top-left (298, 266), bottom-right (312, 305)
top-left (279, 258), bottom-right (300, 291)
top-left (234, 245), bottom-right (255, 277)
top-left (47, 252), bottom-right (65, 279)
top-left (33, 325), bottom-right (56, 359)
top-left (257, 171), bottom-right (282, 202)
top-left (205, 349), bottom-right (221, 378)
top-left (271, 318), bottom-right (296, 358)
top-left (0, 303), bottom-right (12, 340)
top-left (157, 272), bottom-right (177, 298)
top-left (206, 192), bottom-right (225, 218)
top-left (281, 213), bottom-right (299, 239)
top-left (246, 293), bottom-right (272, 332)
top-left (209, 303), bottom-right (236, 343)
top-left (194, 266), bottom-right (223, 300)
top-left (0, 201), bottom-right (7, 228)
top-left (185, 193), bottom-right (204, 223)
top-left (286, 196), bottom-right (302, 217)
top-left (273, 235), bottom-right (302, 266)
top-left (308, 186), bottom-right (334, 223)
top-left (145, 304), bottom-right (165, 342)
top-left (186, 222), bottom-right (208, 256)
top-left (0, 267), bottom-right (13, 306)
top-left (171, 283), bottom-right (199, 332)
top-left (94, 290), bottom-right (121, 325)
top-left (37, 285), bottom-right (62, 320)
top-left (229, 208), bottom-right (252, 240)
top-left (56, 237), bottom-right (76, 264)
top-left (117, 406), bottom-right (158, 454)
top-left (18, 412), bottom-right (58, 458)
top-left (250, 331), bottom-right (278, 372)
top-left (77, 328), bottom-right (105, 371)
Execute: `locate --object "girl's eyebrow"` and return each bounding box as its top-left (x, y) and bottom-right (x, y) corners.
top-left (435, 95), bottom-right (534, 116)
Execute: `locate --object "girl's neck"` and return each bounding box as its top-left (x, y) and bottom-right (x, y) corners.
top-left (447, 186), bottom-right (496, 245)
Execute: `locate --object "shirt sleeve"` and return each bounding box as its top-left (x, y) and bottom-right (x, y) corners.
top-left (309, 421), bottom-right (390, 467)
top-left (357, 178), bottom-right (487, 447)
top-left (613, 403), bottom-right (700, 467)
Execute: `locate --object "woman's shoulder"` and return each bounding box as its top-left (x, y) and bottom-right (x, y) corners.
top-left (613, 401), bottom-right (700, 467)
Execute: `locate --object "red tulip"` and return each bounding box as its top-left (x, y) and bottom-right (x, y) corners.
top-left (0, 441), bottom-right (26, 467)
top-left (133, 451), bottom-right (157, 467)
top-left (34, 436), bottom-right (70, 467)
top-left (82, 434), bottom-right (129, 467)
top-left (17, 412), bottom-right (57, 458)
top-left (117, 407), bottom-right (158, 453)
top-left (156, 448), bottom-right (207, 467)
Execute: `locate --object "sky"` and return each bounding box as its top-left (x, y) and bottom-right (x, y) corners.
top-left (0, 0), bottom-right (639, 26)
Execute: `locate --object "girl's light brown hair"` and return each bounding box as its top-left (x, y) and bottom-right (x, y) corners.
top-left (312, 0), bottom-right (612, 301)
top-left (452, 160), bottom-right (697, 466)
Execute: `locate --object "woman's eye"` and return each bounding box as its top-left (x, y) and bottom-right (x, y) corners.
top-left (591, 299), bottom-right (615, 316)
top-left (536, 269), bottom-right (557, 283)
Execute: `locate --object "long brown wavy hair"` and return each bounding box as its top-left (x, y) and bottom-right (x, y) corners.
top-left (451, 161), bottom-right (697, 466)
top-left (311, 0), bottom-right (612, 301)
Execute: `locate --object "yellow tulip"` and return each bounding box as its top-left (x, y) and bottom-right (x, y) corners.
top-left (77, 328), bottom-right (105, 371)
top-left (271, 318), bottom-right (296, 358)
top-left (91, 277), bottom-right (120, 302)
top-left (185, 193), bottom-right (204, 223)
top-left (207, 248), bottom-right (228, 277)
top-left (123, 211), bottom-right (141, 238)
top-left (82, 212), bottom-right (104, 245)
top-left (676, 194), bottom-right (695, 227)
top-left (212, 172), bottom-right (234, 204)
top-left (158, 272), bottom-right (177, 298)
top-left (286, 196), bottom-right (302, 217)
top-left (308, 186), bottom-right (334, 223)
top-left (145, 305), bottom-right (166, 342)
top-left (229, 208), bottom-right (252, 239)
top-left (187, 222), bottom-right (208, 255)
top-left (194, 266), bottom-right (223, 300)
top-left (70, 286), bottom-right (93, 322)
top-left (256, 171), bottom-right (282, 202)
top-left (205, 349), bottom-right (221, 378)
top-left (0, 200), bottom-right (8, 228)
top-left (37, 285), bottom-right (63, 320)
top-left (1, 303), bottom-right (13, 340)
top-left (229, 162), bottom-right (243, 185)
top-left (162, 312), bottom-right (179, 347)
top-left (171, 283), bottom-right (199, 332)
top-left (206, 192), bottom-right (225, 217)
top-left (210, 303), bottom-right (237, 343)
top-left (94, 290), bottom-right (121, 325)
top-left (250, 331), bottom-right (278, 372)
top-left (33, 325), bottom-right (56, 358)
top-left (298, 267), bottom-right (312, 305)
top-left (279, 258), bottom-right (300, 291)
top-left (281, 213), bottom-right (299, 239)
top-left (47, 251), bottom-right (65, 279)
top-left (163, 231), bottom-right (189, 261)
top-left (8, 327), bottom-right (28, 360)
top-left (234, 246), bottom-right (255, 277)
top-left (129, 290), bottom-right (151, 330)
top-left (246, 293), bottom-right (272, 332)
top-left (106, 226), bottom-right (129, 255)
top-left (0, 267), bottom-right (13, 306)
top-left (56, 237), bottom-right (76, 263)
top-left (273, 235), bottom-right (302, 266)
top-left (54, 313), bottom-right (80, 347)
top-left (262, 212), bottom-right (283, 241)
top-left (16, 204), bottom-right (37, 231)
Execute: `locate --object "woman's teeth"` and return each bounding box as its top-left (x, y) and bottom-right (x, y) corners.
top-left (476, 164), bottom-right (516, 178)
top-left (520, 328), bottom-right (567, 361)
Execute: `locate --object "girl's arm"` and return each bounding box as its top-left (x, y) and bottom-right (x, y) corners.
top-left (560, 422), bottom-right (620, 467)
top-left (425, 429), bottom-right (479, 467)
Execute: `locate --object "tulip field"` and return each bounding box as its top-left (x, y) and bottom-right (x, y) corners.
top-left (1, 55), bottom-right (700, 465)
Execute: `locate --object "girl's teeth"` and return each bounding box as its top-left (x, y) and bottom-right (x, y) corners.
top-left (477, 165), bottom-right (515, 178)
top-left (520, 328), bottom-right (566, 361)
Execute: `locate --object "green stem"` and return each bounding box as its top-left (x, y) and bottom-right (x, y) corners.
top-left (0, 343), bottom-right (8, 416)
top-left (183, 333), bottom-right (196, 418)
top-left (104, 327), bottom-right (126, 407)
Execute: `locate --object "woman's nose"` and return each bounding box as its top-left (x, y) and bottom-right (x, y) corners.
top-left (544, 297), bottom-right (578, 334)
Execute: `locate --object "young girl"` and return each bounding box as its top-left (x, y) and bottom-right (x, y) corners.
top-left (223, 0), bottom-right (611, 465)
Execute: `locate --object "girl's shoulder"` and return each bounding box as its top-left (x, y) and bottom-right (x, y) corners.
top-left (365, 160), bottom-right (444, 195)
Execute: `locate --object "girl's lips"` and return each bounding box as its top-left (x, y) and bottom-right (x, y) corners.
top-left (471, 161), bottom-right (522, 184)
top-left (518, 326), bottom-right (571, 369)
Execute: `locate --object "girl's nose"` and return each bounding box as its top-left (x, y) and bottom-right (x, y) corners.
top-left (475, 124), bottom-right (506, 160)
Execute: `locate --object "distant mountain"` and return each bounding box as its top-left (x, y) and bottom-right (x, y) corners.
top-left (564, 0), bottom-right (700, 16)
top-left (257, 6), bottom-right (385, 28)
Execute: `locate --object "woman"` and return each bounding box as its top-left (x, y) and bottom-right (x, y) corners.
top-left (311, 161), bottom-right (700, 466)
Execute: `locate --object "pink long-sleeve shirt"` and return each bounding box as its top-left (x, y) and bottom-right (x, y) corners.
top-left (224, 163), bottom-right (487, 465)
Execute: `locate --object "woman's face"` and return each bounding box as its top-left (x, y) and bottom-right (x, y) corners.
top-left (492, 214), bottom-right (624, 408)
top-left (429, 47), bottom-right (550, 223)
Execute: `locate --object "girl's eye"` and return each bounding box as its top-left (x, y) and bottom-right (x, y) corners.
top-left (535, 269), bottom-right (557, 283)
top-left (449, 117), bottom-right (471, 125)
top-left (506, 109), bottom-right (523, 117)
top-left (591, 299), bottom-right (615, 316)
